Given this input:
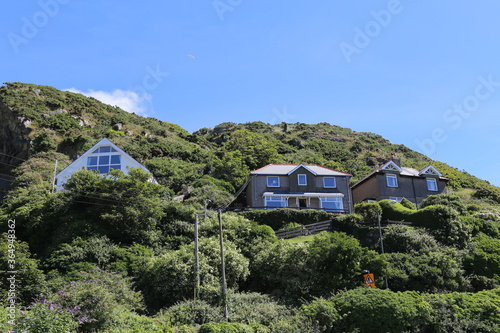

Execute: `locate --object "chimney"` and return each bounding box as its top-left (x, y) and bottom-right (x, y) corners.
top-left (391, 153), bottom-right (401, 167)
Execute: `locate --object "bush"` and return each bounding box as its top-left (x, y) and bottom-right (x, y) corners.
top-left (379, 200), bottom-right (470, 248)
top-left (241, 209), bottom-right (333, 230)
top-left (386, 251), bottom-right (470, 293)
top-left (426, 289), bottom-right (500, 332)
top-left (354, 202), bottom-right (381, 224)
top-left (51, 268), bottom-right (144, 332)
top-left (226, 292), bottom-right (291, 326)
top-left (473, 185), bottom-right (500, 204)
top-left (382, 225), bottom-right (440, 255)
top-left (162, 300), bottom-right (222, 326)
top-left (420, 194), bottom-right (467, 215)
top-left (198, 321), bottom-right (257, 333)
top-left (32, 132), bottom-right (57, 153)
top-left (302, 288), bottom-right (432, 333)
top-left (400, 197), bottom-right (416, 210)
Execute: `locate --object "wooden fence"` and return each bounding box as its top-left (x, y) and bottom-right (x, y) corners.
top-left (275, 219), bottom-right (415, 240)
top-left (275, 220), bottom-right (333, 239)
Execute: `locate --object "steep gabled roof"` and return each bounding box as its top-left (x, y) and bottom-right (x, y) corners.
top-left (380, 160), bottom-right (403, 172)
top-left (250, 164), bottom-right (351, 176)
top-left (351, 162), bottom-right (447, 189)
top-left (419, 165), bottom-right (443, 177)
top-left (55, 138), bottom-right (156, 191)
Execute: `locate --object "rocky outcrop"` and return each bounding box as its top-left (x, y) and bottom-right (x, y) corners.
top-left (0, 101), bottom-right (32, 199)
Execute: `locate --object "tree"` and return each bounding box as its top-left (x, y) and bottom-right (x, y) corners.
top-left (223, 129), bottom-right (283, 170)
top-left (251, 232), bottom-right (386, 303)
top-left (139, 237), bottom-right (249, 311)
top-left (0, 233), bottom-right (46, 306)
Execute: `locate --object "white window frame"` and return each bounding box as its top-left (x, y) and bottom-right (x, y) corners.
top-left (389, 197), bottom-right (403, 203)
top-left (323, 177), bottom-right (336, 188)
top-left (87, 154), bottom-right (121, 174)
top-left (386, 174), bottom-right (398, 187)
top-left (267, 176), bottom-right (280, 187)
top-left (265, 196), bottom-right (287, 208)
top-left (426, 178), bottom-right (438, 191)
top-left (298, 174), bottom-right (307, 186)
top-left (320, 197), bottom-right (343, 211)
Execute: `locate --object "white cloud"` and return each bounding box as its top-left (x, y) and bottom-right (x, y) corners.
top-left (65, 88), bottom-right (152, 115)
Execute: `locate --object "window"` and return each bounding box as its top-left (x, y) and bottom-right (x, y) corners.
top-left (92, 146), bottom-right (118, 153)
top-left (426, 178), bottom-right (438, 191)
top-left (389, 197), bottom-right (403, 202)
top-left (298, 174), bottom-right (307, 186)
top-left (265, 196), bottom-right (287, 208)
top-left (386, 174), bottom-right (398, 187)
top-left (323, 177), bottom-right (336, 188)
top-left (320, 197), bottom-right (343, 212)
top-left (267, 176), bottom-right (280, 187)
top-left (87, 154), bottom-right (121, 174)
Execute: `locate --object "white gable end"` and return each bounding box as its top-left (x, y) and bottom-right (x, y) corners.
top-left (55, 138), bottom-right (154, 191)
top-left (380, 160), bottom-right (402, 172)
top-left (419, 165), bottom-right (442, 177)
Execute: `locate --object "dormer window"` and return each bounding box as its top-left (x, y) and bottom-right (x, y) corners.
top-left (267, 176), bottom-right (280, 187)
top-left (426, 178), bottom-right (438, 191)
top-left (298, 174), bottom-right (307, 186)
top-left (386, 174), bottom-right (398, 187)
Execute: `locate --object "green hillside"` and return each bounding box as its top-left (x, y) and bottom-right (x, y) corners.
top-left (1, 82), bottom-right (500, 332)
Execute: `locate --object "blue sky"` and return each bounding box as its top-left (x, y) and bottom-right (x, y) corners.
top-left (2, 1), bottom-right (500, 186)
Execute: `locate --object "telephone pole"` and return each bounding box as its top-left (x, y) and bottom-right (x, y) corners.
top-left (194, 215), bottom-right (200, 299)
top-left (218, 210), bottom-right (229, 321)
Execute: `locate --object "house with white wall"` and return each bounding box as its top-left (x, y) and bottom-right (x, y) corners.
top-left (55, 138), bottom-right (157, 191)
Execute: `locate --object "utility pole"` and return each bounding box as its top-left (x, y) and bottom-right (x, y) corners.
top-left (377, 211), bottom-right (389, 289)
top-left (218, 210), bottom-right (229, 321)
top-left (194, 215), bottom-right (200, 300)
top-left (51, 158), bottom-right (58, 193)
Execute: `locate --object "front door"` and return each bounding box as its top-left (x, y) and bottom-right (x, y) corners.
top-left (299, 198), bottom-right (307, 208)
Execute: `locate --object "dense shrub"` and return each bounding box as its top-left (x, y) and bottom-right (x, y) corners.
top-left (354, 201), bottom-right (381, 224)
top-left (386, 251), bottom-right (470, 293)
top-left (139, 237), bottom-right (249, 311)
top-left (250, 232), bottom-right (386, 303)
top-left (473, 185), bottom-right (500, 204)
top-left (425, 289), bottom-right (500, 332)
top-left (400, 197), bottom-right (416, 210)
top-left (302, 288), bottom-right (432, 333)
top-left (162, 300), bottom-right (223, 326)
top-left (0, 233), bottom-right (47, 306)
top-left (463, 233), bottom-right (500, 283)
top-left (379, 200), bottom-right (470, 248)
top-left (32, 132), bottom-right (57, 153)
top-left (241, 209), bottom-right (334, 230)
top-left (382, 225), bottom-right (440, 255)
top-left (198, 321), bottom-right (258, 333)
top-left (420, 194), bottom-right (467, 215)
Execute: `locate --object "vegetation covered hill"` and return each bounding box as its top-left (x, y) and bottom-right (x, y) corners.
top-left (1, 82), bottom-right (500, 332)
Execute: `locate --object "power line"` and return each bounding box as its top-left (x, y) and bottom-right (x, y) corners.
top-left (0, 152), bottom-right (27, 162)
top-left (0, 160), bottom-right (21, 168)
top-left (0, 176), bottom-right (15, 183)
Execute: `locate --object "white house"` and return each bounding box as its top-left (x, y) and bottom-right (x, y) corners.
top-left (55, 138), bottom-right (157, 191)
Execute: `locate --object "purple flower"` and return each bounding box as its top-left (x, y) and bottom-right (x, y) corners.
top-left (70, 305), bottom-right (81, 313)
top-left (79, 316), bottom-right (87, 323)
top-left (48, 303), bottom-right (54, 310)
